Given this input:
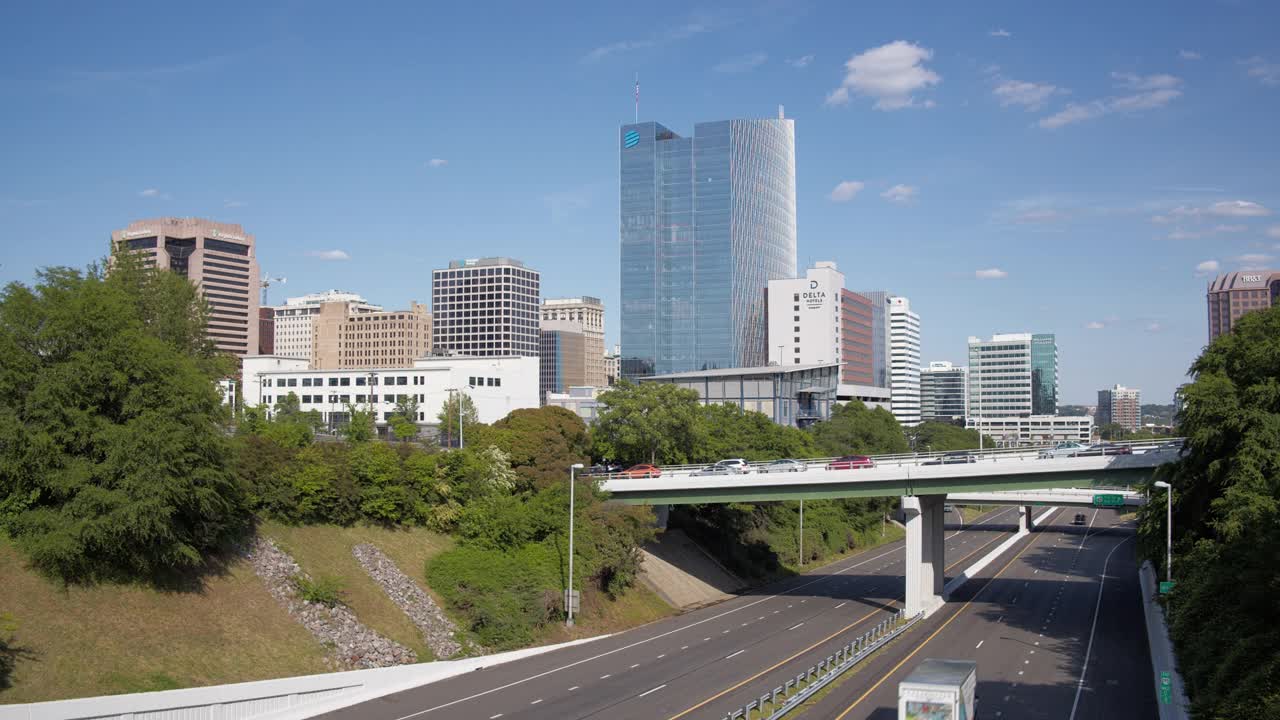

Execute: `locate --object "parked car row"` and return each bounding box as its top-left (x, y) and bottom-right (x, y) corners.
top-left (1037, 441), bottom-right (1134, 459)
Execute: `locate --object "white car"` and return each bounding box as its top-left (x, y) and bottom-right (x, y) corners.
top-left (1038, 441), bottom-right (1090, 459)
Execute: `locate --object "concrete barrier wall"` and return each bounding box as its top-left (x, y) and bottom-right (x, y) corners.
top-left (1139, 560), bottom-right (1190, 720)
top-left (0, 635), bottom-right (610, 720)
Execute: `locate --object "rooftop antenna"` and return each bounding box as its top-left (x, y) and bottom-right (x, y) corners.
top-left (634, 73), bottom-right (640, 123)
top-left (779, 104), bottom-right (785, 119)
top-left (261, 272), bottom-right (286, 306)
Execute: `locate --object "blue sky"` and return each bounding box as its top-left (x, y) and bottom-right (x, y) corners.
top-left (3, 1), bottom-right (1279, 405)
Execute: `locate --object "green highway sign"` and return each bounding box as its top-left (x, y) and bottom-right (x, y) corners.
top-left (1093, 493), bottom-right (1125, 508)
top-left (1159, 581), bottom-right (1176, 595)
top-left (1160, 671), bottom-right (1172, 704)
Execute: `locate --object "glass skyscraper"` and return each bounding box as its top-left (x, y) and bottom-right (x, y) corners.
top-left (620, 118), bottom-right (797, 377)
top-left (1030, 333), bottom-right (1058, 415)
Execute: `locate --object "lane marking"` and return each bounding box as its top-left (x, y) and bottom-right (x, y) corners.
top-left (1068, 534), bottom-right (1134, 720)
top-left (725, 649), bottom-right (746, 660)
top-left (657, 654), bottom-right (665, 659)
top-left (638, 684), bottom-right (668, 698)
top-left (832, 509), bottom-right (1065, 720)
top-left (835, 602), bottom-right (847, 609)
top-left (788, 622), bottom-right (805, 631)
top-left (568, 686), bottom-right (579, 691)
top-left (489, 715), bottom-right (502, 719)
top-left (630, 663), bottom-right (640, 669)
top-left (530, 699), bottom-right (542, 705)
top-left (600, 674), bottom-right (611, 679)
top-left (975, 640), bottom-right (984, 649)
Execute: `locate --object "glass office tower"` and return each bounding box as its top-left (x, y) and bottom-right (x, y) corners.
top-left (620, 118), bottom-right (797, 377)
top-left (1030, 333), bottom-right (1058, 415)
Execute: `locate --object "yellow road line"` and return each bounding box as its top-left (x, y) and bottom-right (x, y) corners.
top-left (832, 508), bottom-right (1064, 720)
top-left (665, 526), bottom-right (1012, 720)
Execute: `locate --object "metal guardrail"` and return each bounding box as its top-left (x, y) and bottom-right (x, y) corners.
top-left (590, 439), bottom-right (1184, 480)
top-left (720, 609), bottom-right (923, 720)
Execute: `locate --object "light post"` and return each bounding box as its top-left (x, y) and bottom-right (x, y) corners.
top-left (798, 499), bottom-right (805, 568)
top-left (445, 387), bottom-right (468, 449)
top-left (1154, 480), bottom-right (1173, 583)
top-left (566, 463), bottom-right (584, 627)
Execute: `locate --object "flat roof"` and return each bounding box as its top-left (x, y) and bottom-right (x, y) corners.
top-left (641, 363), bottom-right (837, 381)
top-left (904, 659), bottom-right (976, 686)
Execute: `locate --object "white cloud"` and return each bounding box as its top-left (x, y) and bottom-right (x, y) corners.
top-left (428, 158), bottom-right (448, 168)
top-left (1267, 225), bottom-right (1280, 239)
top-left (583, 22), bottom-right (710, 63)
top-left (826, 41), bottom-right (941, 110)
top-left (714, 53), bottom-right (768, 73)
top-left (1234, 253), bottom-right (1274, 268)
top-left (1179, 50), bottom-right (1202, 61)
top-left (1214, 224), bottom-right (1247, 233)
top-left (989, 29), bottom-right (1012, 38)
top-left (1209, 200), bottom-right (1270, 217)
top-left (881, 184), bottom-right (918, 204)
top-left (786, 54), bottom-right (815, 69)
top-left (993, 79), bottom-right (1062, 111)
top-left (1146, 322), bottom-right (1164, 333)
top-left (307, 250), bottom-right (350, 261)
top-left (1168, 228), bottom-right (1202, 240)
top-left (975, 268), bottom-right (1008, 280)
top-left (224, 199), bottom-right (247, 208)
top-left (1195, 260), bottom-right (1220, 276)
top-left (1242, 56), bottom-right (1280, 86)
top-left (138, 188), bottom-right (169, 199)
top-left (1085, 321), bottom-right (1105, 330)
top-left (1039, 72), bottom-right (1182, 129)
top-left (1015, 208), bottom-right (1069, 224)
top-left (828, 180), bottom-right (866, 203)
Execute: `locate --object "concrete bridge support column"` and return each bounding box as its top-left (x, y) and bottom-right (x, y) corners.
top-left (903, 495), bottom-right (947, 617)
top-left (1019, 505), bottom-right (1035, 533)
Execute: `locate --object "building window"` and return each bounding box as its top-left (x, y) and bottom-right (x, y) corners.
top-left (328, 378), bottom-right (339, 387)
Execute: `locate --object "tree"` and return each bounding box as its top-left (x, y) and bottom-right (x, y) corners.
top-left (1098, 422), bottom-right (1129, 440)
top-left (694, 404), bottom-right (818, 462)
top-left (390, 395), bottom-right (420, 443)
top-left (438, 392), bottom-right (479, 448)
top-left (0, 254), bottom-right (247, 583)
top-left (591, 381), bottom-right (707, 464)
top-left (340, 404), bottom-right (376, 443)
top-left (1135, 305), bottom-right (1280, 717)
top-left (808, 400), bottom-right (909, 457)
top-left (476, 406), bottom-right (591, 490)
top-left (910, 421), bottom-right (990, 452)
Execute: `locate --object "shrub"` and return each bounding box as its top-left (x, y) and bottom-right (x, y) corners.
top-left (425, 542), bottom-right (561, 649)
top-left (293, 574), bottom-right (346, 607)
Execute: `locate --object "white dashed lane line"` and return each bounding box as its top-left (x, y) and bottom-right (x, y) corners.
top-left (568, 686), bottom-right (579, 691)
top-left (638, 684), bottom-right (667, 698)
top-left (725, 649), bottom-right (746, 660)
top-left (788, 622), bottom-right (805, 631)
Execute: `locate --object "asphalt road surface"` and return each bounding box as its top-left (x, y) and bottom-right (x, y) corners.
top-left (802, 507), bottom-right (1156, 720)
top-left (316, 507), bottom-right (1026, 720)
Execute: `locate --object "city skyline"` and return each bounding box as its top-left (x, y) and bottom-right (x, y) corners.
top-left (5, 2), bottom-right (1280, 403)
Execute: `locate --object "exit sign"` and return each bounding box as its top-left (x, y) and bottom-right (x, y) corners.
top-left (1093, 494), bottom-right (1125, 508)
top-left (1160, 671), bottom-right (1173, 704)
top-left (1159, 581), bottom-right (1176, 595)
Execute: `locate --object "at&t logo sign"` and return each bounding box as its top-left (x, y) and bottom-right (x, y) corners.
top-left (623, 130), bottom-right (640, 148)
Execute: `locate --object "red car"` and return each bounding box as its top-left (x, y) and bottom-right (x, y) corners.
top-left (620, 464), bottom-right (661, 478)
top-left (827, 455), bottom-right (874, 470)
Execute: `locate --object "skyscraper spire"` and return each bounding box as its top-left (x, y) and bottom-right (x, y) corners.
top-left (634, 73), bottom-right (639, 123)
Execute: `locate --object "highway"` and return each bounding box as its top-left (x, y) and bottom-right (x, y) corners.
top-left (316, 507), bottom-right (1029, 720)
top-left (802, 508), bottom-right (1156, 720)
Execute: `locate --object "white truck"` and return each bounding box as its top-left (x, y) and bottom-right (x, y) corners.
top-left (898, 658), bottom-right (977, 720)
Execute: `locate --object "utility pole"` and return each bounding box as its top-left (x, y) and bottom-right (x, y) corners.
top-left (798, 499), bottom-right (805, 567)
top-left (566, 463), bottom-right (584, 627)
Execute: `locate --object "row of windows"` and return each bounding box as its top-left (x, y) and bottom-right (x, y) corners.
top-left (434, 266), bottom-right (538, 279)
top-left (264, 375), bottom-right (418, 388)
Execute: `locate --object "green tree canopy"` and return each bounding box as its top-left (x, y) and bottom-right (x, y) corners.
top-left (474, 406), bottom-right (591, 490)
top-left (591, 381), bottom-right (707, 465)
top-left (694, 403), bottom-right (818, 463)
top-left (438, 392), bottom-right (479, 448)
top-left (808, 400), bottom-right (909, 457)
top-left (0, 254), bottom-right (247, 582)
top-left (390, 395), bottom-right (420, 442)
top-left (909, 421), bottom-right (990, 452)
top-left (1135, 305), bottom-right (1280, 716)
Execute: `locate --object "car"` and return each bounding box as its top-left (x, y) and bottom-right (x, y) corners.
top-left (1079, 442), bottom-right (1134, 456)
top-left (619, 464), bottom-right (661, 478)
top-left (1038, 441), bottom-right (1090, 459)
top-left (943, 504), bottom-right (956, 513)
top-left (1073, 513), bottom-right (1087, 525)
top-left (709, 458), bottom-right (752, 474)
top-left (763, 458), bottom-right (808, 473)
top-left (691, 464), bottom-right (733, 477)
top-left (587, 462), bottom-right (622, 474)
top-left (923, 451), bottom-right (977, 466)
top-left (827, 455), bottom-right (874, 470)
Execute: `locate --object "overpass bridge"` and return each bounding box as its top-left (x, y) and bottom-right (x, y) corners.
top-left (598, 440), bottom-right (1178, 616)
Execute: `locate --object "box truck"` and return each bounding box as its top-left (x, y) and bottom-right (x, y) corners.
top-left (898, 658), bottom-right (977, 719)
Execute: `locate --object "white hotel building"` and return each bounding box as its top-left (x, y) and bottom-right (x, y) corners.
top-left (271, 290), bottom-right (382, 361)
top-left (241, 354), bottom-right (538, 429)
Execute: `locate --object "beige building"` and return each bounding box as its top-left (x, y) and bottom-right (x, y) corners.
top-left (111, 217), bottom-right (260, 357)
top-left (1097, 384), bottom-right (1142, 433)
top-left (272, 290), bottom-right (382, 360)
top-left (541, 297), bottom-right (606, 388)
top-left (312, 301), bottom-right (431, 370)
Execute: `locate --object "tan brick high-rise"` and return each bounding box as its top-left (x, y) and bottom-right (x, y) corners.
top-left (312, 301), bottom-right (431, 369)
top-left (111, 217), bottom-right (260, 357)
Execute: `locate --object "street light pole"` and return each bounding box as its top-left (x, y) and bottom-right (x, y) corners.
top-left (458, 389), bottom-right (465, 449)
top-left (1154, 480), bottom-right (1173, 583)
top-left (798, 499), bottom-right (804, 568)
top-left (566, 462), bottom-right (584, 627)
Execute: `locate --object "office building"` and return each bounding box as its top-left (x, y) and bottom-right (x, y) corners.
top-left (258, 307), bottom-right (275, 355)
top-left (312, 301), bottom-right (432, 370)
top-left (539, 320), bottom-right (587, 402)
top-left (856, 290), bottom-right (891, 388)
top-left (887, 297), bottom-right (922, 427)
top-left (432, 257), bottom-right (540, 357)
top-left (967, 333), bottom-right (1057, 421)
top-left (272, 290), bottom-right (383, 360)
top-left (766, 262), bottom-right (875, 388)
top-left (641, 364), bottom-right (837, 428)
top-left (920, 361), bottom-right (967, 424)
top-left (111, 217), bottom-right (260, 357)
top-left (241, 354), bottom-right (538, 429)
top-left (541, 297), bottom-right (606, 388)
top-left (1097, 384), bottom-right (1142, 432)
top-left (968, 415), bottom-right (1093, 447)
top-left (1206, 270), bottom-right (1280, 341)
top-left (603, 348), bottom-right (621, 386)
top-left (620, 116), bottom-right (797, 377)
top-left (545, 386), bottom-right (605, 424)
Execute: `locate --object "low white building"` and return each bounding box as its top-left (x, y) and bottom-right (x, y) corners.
top-left (545, 386), bottom-right (605, 423)
top-left (240, 354), bottom-right (539, 429)
top-left (968, 415), bottom-right (1093, 447)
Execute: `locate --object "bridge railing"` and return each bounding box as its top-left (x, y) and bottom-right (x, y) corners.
top-left (588, 438), bottom-right (1183, 481)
